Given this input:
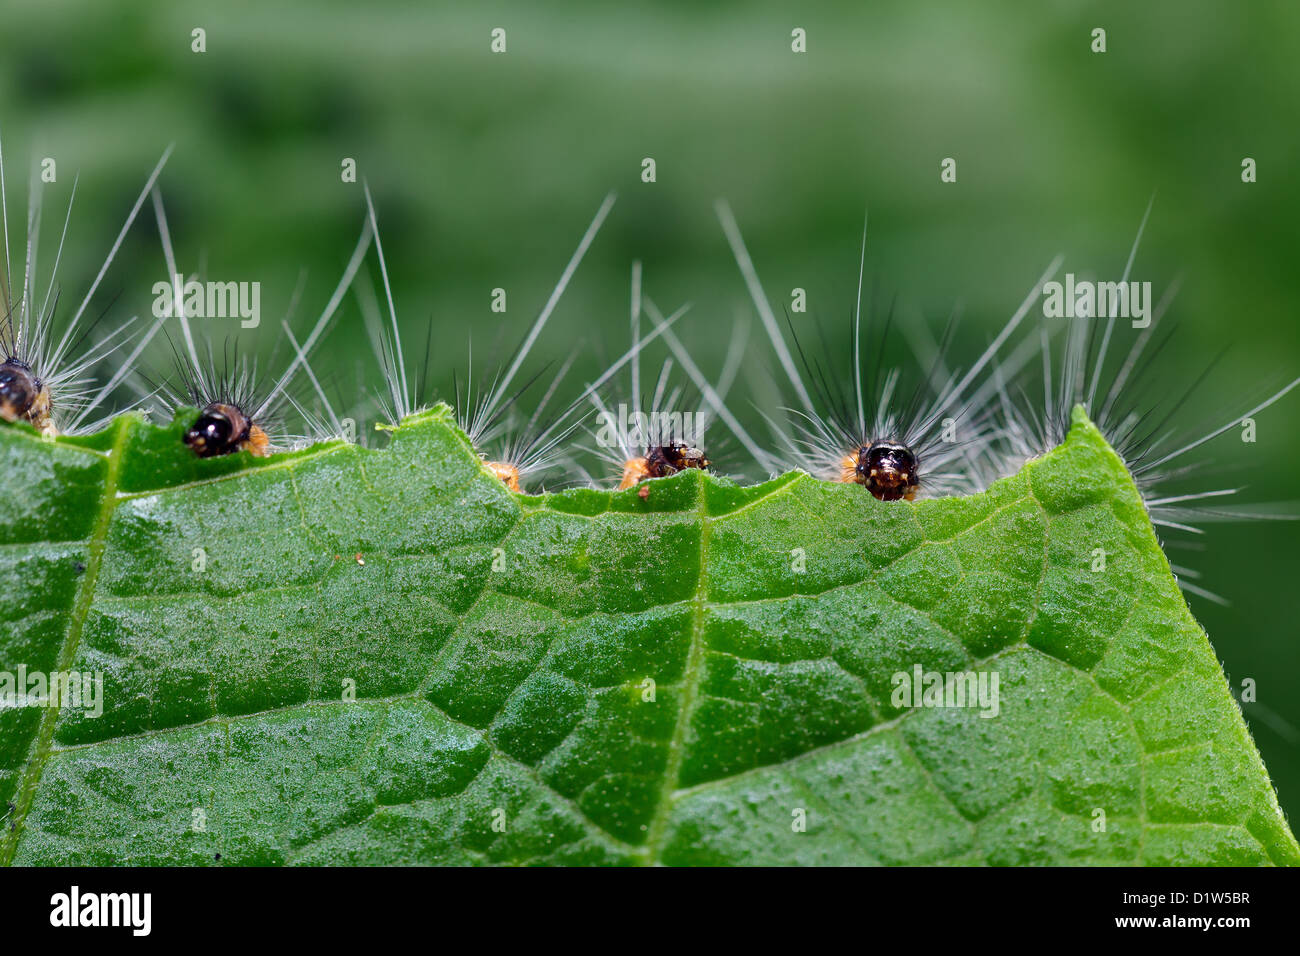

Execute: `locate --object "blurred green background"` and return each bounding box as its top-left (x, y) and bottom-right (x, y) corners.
top-left (3, 0), bottom-right (1299, 827)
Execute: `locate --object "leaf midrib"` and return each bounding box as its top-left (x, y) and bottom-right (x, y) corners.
top-left (1, 417), bottom-right (129, 864)
top-left (641, 478), bottom-right (712, 863)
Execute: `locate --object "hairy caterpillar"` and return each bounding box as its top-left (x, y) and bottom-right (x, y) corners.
top-left (579, 261), bottom-right (721, 491)
top-left (355, 187), bottom-right (685, 492)
top-left (658, 200), bottom-right (1062, 501)
top-left (147, 186), bottom-right (372, 457)
top-left (0, 133), bottom-right (172, 436)
top-left (986, 202), bottom-right (1300, 604)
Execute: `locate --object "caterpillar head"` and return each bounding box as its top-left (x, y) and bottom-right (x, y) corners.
top-left (0, 358), bottom-right (52, 432)
top-left (844, 439), bottom-right (919, 501)
top-left (617, 442), bottom-right (711, 490)
top-left (185, 402), bottom-right (268, 457)
top-left (647, 441), bottom-right (710, 477)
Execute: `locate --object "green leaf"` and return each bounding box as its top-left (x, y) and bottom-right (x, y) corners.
top-left (0, 405), bottom-right (1295, 866)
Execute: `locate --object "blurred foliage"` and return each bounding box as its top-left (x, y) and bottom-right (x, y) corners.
top-left (2, 0), bottom-right (1298, 826)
